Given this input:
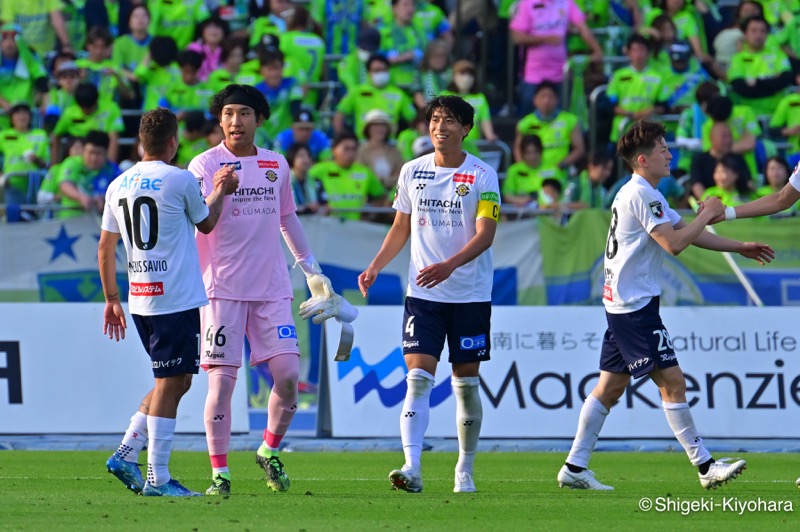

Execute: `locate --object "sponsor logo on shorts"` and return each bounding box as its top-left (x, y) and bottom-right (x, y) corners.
top-left (258, 160), bottom-right (279, 169)
top-left (413, 170), bottom-right (435, 180)
top-left (219, 161), bottom-right (242, 170)
top-left (603, 285), bottom-right (613, 301)
top-left (205, 351), bottom-right (225, 359)
top-left (661, 353), bottom-right (677, 362)
top-left (130, 282), bottom-right (164, 296)
top-left (277, 325), bottom-right (297, 339)
top-left (453, 173), bottom-right (475, 184)
top-left (627, 357), bottom-right (650, 373)
top-left (152, 357), bottom-right (183, 369)
top-left (649, 201), bottom-right (664, 219)
top-left (402, 340), bottom-right (419, 348)
top-left (460, 334), bottom-right (486, 350)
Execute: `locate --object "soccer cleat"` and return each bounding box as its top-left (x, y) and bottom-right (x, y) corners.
top-left (106, 453), bottom-right (144, 494)
top-left (389, 466), bottom-right (423, 493)
top-left (557, 465), bottom-right (614, 490)
top-left (205, 473), bottom-right (231, 497)
top-left (141, 479), bottom-right (203, 497)
top-left (256, 453), bottom-right (290, 492)
top-left (699, 458), bottom-right (747, 490)
top-left (454, 471), bottom-right (476, 493)
top-left (796, 477), bottom-right (800, 488)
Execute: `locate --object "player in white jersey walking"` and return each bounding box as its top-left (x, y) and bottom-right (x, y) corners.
top-left (190, 84), bottom-right (350, 497)
top-left (99, 108), bottom-right (237, 496)
top-left (558, 121), bottom-right (774, 491)
top-left (358, 95), bottom-right (501, 494)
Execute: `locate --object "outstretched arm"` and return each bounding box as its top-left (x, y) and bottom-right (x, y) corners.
top-left (732, 183), bottom-right (800, 220)
top-left (358, 211), bottom-right (412, 297)
top-left (650, 197), bottom-right (724, 256)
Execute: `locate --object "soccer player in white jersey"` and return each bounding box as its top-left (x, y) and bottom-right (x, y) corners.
top-left (558, 121), bottom-right (774, 491)
top-left (189, 85), bottom-right (347, 497)
top-left (358, 94), bottom-right (501, 494)
top-left (99, 108), bottom-right (237, 497)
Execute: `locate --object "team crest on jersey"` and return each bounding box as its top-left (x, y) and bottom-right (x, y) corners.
top-left (455, 184), bottom-right (470, 197)
top-left (219, 161), bottom-right (242, 170)
top-left (649, 201), bottom-right (664, 219)
top-left (265, 170), bottom-right (278, 182)
top-left (453, 172), bottom-right (475, 184)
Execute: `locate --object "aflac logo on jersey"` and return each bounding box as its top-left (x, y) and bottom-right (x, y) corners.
top-left (118, 172), bottom-right (162, 191)
top-left (338, 348), bottom-right (452, 407)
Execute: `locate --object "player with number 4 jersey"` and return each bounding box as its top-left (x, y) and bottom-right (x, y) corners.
top-left (359, 95), bottom-right (500, 495)
top-left (559, 120), bottom-right (773, 492)
top-left (99, 108), bottom-right (237, 497)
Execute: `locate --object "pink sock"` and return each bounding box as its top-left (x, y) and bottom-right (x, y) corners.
top-left (265, 354), bottom-right (300, 446)
top-left (210, 454), bottom-right (227, 468)
top-left (204, 365), bottom-right (237, 463)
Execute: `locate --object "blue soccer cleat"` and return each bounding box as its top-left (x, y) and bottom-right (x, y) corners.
top-left (106, 453), bottom-right (145, 494)
top-left (141, 479), bottom-right (203, 497)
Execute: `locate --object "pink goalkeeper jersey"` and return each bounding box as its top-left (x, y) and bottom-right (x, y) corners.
top-left (189, 142), bottom-right (296, 301)
top-left (509, 0), bottom-right (586, 84)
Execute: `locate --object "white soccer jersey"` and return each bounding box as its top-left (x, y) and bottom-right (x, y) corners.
top-left (790, 162), bottom-right (800, 193)
top-left (101, 160), bottom-right (210, 316)
top-left (393, 152), bottom-right (500, 303)
top-left (602, 173), bottom-right (681, 314)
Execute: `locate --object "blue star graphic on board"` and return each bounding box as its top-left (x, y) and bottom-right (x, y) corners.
top-left (46, 224), bottom-right (81, 262)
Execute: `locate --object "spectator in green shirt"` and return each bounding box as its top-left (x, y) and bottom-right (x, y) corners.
top-left (754, 156), bottom-right (797, 215)
top-left (43, 57), bottom-right (80, 131)
top-left (412, 38), bottom-right (452, 109)
top-left (56, 130), bottom-right (122, 218)
top-left (0, 102), bottom-right (49, 215)
top-left (175, 110), bottom-right (210, 169)
top-left (207, 36), bottom-right (248, 92)
top-left (279, 7), bottom-right (326, 106)
top-left (728, 15), bottom-right (793, 117)
top-left (133, 36), bottom-right (181, 111)
top-left (112, 4), bottom-right (152, 90)
top-left (309, 131), bottom-right (386, 221)
top-left (703, 153), bottom-right (753, 206)
top-left (338, 26), bottom-right (380, 94)
top-left (0, 24), bottom-right (49, 124)
top-left (76, 25), bottom-right (134, 103)
top-left (380, 0), bottom-right (427, 88)
top-left (444, 59), bottom-right (499, 143)
top-left (158, 50), bottom-right (215, 121)
top-left (37, 136), bottom-right (83, 217)
top-left (0, 1), bottom-right (72, 57)
top-left (51, 83), bottom-right (124, 164)
top-left (148, 0), bottom-right (210, 50)
top-left (502, 135), bottom-right (558, 208)
top-left (564, 151), bottom-right (614, 210)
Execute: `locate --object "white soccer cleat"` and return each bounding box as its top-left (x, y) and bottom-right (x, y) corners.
top-left (796, 477), bottom-right (800, 488)
top-left (454, 471), bottom-right (476, 493)
top-left (389, 466), bottom-right (423, 493)
top-left (698, 458), bottom-right (747, 490)
top-left (557, 465), bottom-right (614, 490)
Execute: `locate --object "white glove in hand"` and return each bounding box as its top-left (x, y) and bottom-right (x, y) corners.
top-left (306, 273), bottom-right (333, 299)
top-left (299, 293), bottom-right (342, 324)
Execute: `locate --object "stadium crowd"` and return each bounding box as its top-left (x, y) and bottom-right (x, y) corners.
top-left (1, 0), bottom-right (800, 222)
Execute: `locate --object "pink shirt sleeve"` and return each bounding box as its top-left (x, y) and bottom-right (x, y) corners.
top-left (277, 155), bottom-right (296, 216)
top-left (508, 0), bottom-right (531, 33)
top-left (567, 0), bottom-right (587, 26)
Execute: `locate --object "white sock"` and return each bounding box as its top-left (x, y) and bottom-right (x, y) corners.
top-left (452, 376), bottom-right (482, 475)
top-left (663, 401), bottom-right (712, 466)
top-left (400, 368), bottom-right (434, 472)
top-left (212, 467), bottom-right (230, 476)
top-left (566, 394), bottom-right (609, 469)
top-left (116, 411), bottom-right (148, 463)
top-left (146, 416), bottom-right (176, 487)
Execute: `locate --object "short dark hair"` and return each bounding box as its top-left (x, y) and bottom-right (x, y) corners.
top-left (259, 48), bottom-right (284, 67)
top-left (138, 108), bottom-right (178, 156)
top-left (332, 130), bottom-right (359, 148)
top-left (86, 25), bottom-right (113, 46)
top-left (626, 32), bottom-right (653, 52)
top-left (75, 83), bottom-right (99, 108)
top-left (366, 54), bottom-right (390, 71)
top-left (765, 155), bottom-right (791, 178)
top-left (177, 50), bottom-right (204, 70)
top-left (533, 81), bottom-right (559, 98)
top-left (740, 14), bottom-right (769, 33)
top-left (183, 110), bottom-right (207, 133)
top-left (150, 36), bottom-right (178, 67)
top-left (285, 143), bottom-right (312, 166)
top-left (84, 130), bottom-right (110, 150)
top-left (588, 151), bottom-right (614, 167)
top-left (220, 36), bottom-right (248, 63)
top-left (616, 120), bottom-right (666, 168)
top-left (209, 84), bottom-right (271, 121)
top-left (695, 81), bottom-right (721, 107)
top-left (195, 15), bottom-right (230, 41)
top-left (520, 134), bottom-right (543, 153)
top-left (541, 178), bottom-right (563, 194)
top-left (706, 95), bottom-right (733, 122)
top-left (423, 94), bottom-right (474, 132)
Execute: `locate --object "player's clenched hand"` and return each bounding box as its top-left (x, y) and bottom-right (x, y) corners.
top-left (738, 242), bottom-right (775, 265)
top-left (416, 261), bottom-right (456, 289)
top-left (358, 267), bottom-right (379, 298)
top-left (698, 196), bottom-right (724, 220)
top-left (213, 164), bottom-right (239, 194)
top-left (103, 301), bottom-right (127, 341)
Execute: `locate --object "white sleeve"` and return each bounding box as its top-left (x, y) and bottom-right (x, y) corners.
top-left (101, 187), bottom-right (120, 233)
top-left (392, 163), bottom-right (412, 214)
top-left (183, 171), bottom-right (210, 224)
top-left (631, 189), bottom-right (672, 234)
top-left (789, 163), bottom-right (800, 193)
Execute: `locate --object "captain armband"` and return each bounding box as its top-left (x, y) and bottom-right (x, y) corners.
top-left (477, 192), bottom-right (500, 221)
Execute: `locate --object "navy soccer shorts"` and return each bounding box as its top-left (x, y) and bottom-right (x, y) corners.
top-left (133, 308), bottom-right (201, 378)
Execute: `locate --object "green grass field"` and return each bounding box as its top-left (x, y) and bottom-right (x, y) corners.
top-left (1, 451), bottom-right (797, 530)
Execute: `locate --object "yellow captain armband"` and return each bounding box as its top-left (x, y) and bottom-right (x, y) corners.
top-left (477, 192), bottom-right (500, 221)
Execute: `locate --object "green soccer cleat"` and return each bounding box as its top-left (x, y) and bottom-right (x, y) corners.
top-left (256, 453), bottom-right (290, 492)
top-left (205, 473), bottom-right (231, 497)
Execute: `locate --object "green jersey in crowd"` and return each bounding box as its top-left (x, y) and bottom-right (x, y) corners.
top-left (280, 30), bottom-right (326, 106)
top-left (379, 21), bottom-right (427, 87)
top-left (770, 92), bottom-right (800, 153)
top-left (0, 0), bottom-right (61, 56)
top-left (55, 154), bottom-right (120, 219)
top-left (516, 110), bottom-right (580, 183)
top-left (607, 66), bottom-right (666, 142)
top-left (176, 134), bottom-right (209, 169)
top-left (413, 1), bottom-right (449, 41)
top-left (336, 84), bottom-right (417, 140)
top-left (0, 127), bottom-right (48, 192)
top-left (75, 58), bottom-right (127, 102)
top-left (134, 61), bottom-right (183, 111)
top-left (502, 162), bottom-right (559, 200)
top-left (0, 35), bottom-right (47, 111)
top-left (148, 0), bottom-right (210, 49)
top-left (112, 34), bottom-right (151, 75)
top-left (52, 100), bottom-right (125, 139)
top-left (727, 46), bottom-right (792, 116)
top-left (700, 104), bottom-right (760, 177)
top-left (565, 171), bottom-right (607, 209)
top-left (337, 51), bottom-right (370, 93)
top-left (309, 160), bottom-right (386, 220)
top-left (159, 80), bottom-right (215, 114)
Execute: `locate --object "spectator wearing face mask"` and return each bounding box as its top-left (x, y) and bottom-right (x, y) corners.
top-left (333, 54), bottom-right (417, 140)
top-left (338, 26), bottom-right (381, 93)
top-left (444, 59), bottom-right (498, 143)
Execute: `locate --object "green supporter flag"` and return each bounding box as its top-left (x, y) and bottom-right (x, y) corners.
top-left (53, 101), bottom-right (125, 138)
top-left (0, 128), bottom-right (48, 192)
top-left (727, 47), bottom-right (792, 116)
top-left (148, 0), bottom-right (209, 50)
top-left (336, 84), bottom-right (417, 140)
top-left (308, 161), bottom-right (386, 220)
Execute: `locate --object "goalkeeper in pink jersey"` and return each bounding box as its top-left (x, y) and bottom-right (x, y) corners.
top-left (189, 84), bottom-right (356, 497)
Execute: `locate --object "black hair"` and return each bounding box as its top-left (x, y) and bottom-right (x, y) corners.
top-left (706, 95), bottom-right (733, 122)
top-left (332, 130), bottom-right (359, 148)
top-left (139, 108), bottom-right (177, 156)
top-left (209, 84), bottom-right (271, 121)
top-left (75, 83), bottom-right (99, 108)
top-left (86, 25), bottom-right (113, 46)
top-left (616, 120), bottom-right (667, 168)
top-left (177, 50), bottom-right (204, 70)
top-left (423, 94), bottom-right (475, 131)
top-left (195, 15), bottom-right (230, 41)
top-left (220, 36), bottom-right (249, 63)
top-left (533, 80), bottom-right (559, 97)
top-left (259, 48), bottom-right (285, 67)
top-left (520, 134), bottom-right (543, 153)
top-left (740, 14), bottom-right (769, 33)
top-left (588, 151), bottom-right (614, 167)
top-left (285, 143), bottom-right (312, 167)
top-left (183, 110), bottom-right (207, 133)
top-left (541, 178), bottom-right (563, 194)
top-left (150, 36), bottom-right (179, 67)
top-left (366, 54), bottom-right (390, 71)
top-left (695, 81), bottom-right (722, 107)
top-left (626, 32), bottom-right (653, 52)
top-left (84, 130), bottom-right (110, 150)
